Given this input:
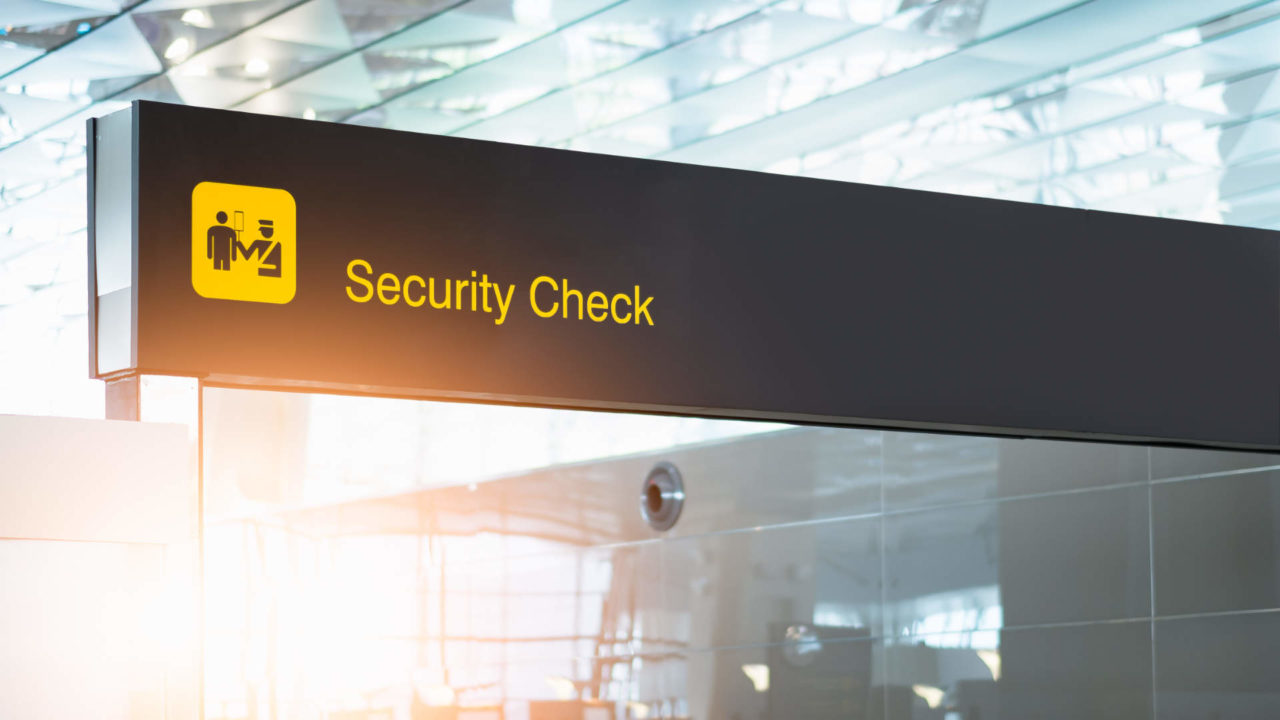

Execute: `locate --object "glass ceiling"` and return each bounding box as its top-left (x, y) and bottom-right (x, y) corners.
top-left (2, 0), bottom-right (1279, 417)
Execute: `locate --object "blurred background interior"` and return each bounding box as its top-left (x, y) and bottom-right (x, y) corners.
top-left (4, 0), bottom-right (1280, 718)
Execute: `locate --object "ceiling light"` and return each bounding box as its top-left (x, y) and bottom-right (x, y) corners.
top-left (1159, 29), bottom-right (1201, 47)
top-left (244, 58), bottom-right (270, 77)
top-left (913, 685), bottom-right (946, 709)
top-left (164, 37), bottom-right (191, 61)
top-left (181, 9), bottom-right (213, 28)
top-left (741, 664), bottom-right (770, 692)
top-left (976, 649), bottom-right (1001, 680)
top-left (418, 685), bottom-right (454, 706)
top-left (544, 675), bottom-right (575, 700)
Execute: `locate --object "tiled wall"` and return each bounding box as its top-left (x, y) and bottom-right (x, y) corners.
top-left (207, 410), bottom-right (1280, 719)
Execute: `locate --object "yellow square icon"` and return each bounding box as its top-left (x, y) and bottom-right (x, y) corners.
top-left (191, 181), bottom-right (296, 304)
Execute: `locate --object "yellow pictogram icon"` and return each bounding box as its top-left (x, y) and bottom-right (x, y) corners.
top-left (191, 181), bottom-right (296, 304)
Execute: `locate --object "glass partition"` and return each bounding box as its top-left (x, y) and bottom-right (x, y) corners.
top-left (202, 386), bottom-right (1280, 720)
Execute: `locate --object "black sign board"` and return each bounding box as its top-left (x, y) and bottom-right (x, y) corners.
top-left (88, 101), bottom-right (1280, 450)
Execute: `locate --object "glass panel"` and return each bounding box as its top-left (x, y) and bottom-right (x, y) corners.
top-left (201, 387), bottom-right (820, 718)
top-left (201, 387), bottom-right (1280, 719)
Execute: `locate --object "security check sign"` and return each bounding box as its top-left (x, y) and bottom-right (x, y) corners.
top-left (87, 101), bottom-right (1280, 451)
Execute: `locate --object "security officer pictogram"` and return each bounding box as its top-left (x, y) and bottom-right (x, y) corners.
top-left (191, 182), bottom-right (296, 304)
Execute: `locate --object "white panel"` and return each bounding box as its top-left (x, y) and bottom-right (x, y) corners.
top-left (0, 539), bottom-right (199, 720)
top-left (0, 414), bottom-right (193, 544)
